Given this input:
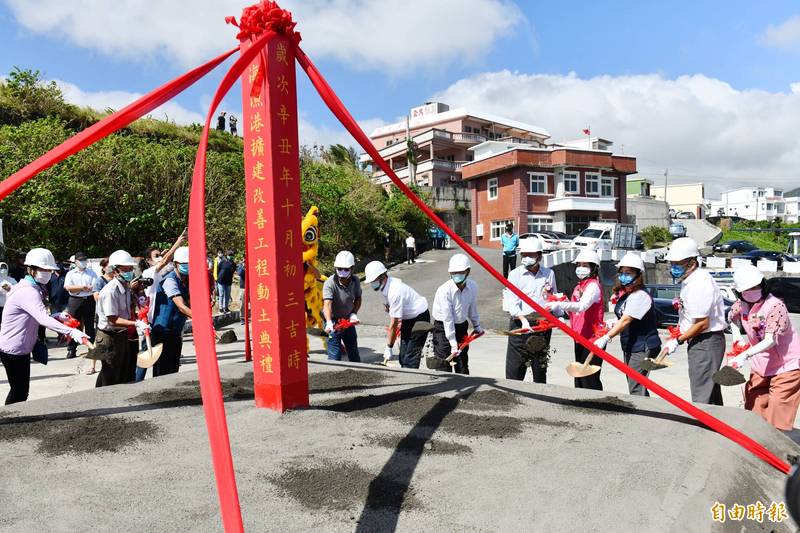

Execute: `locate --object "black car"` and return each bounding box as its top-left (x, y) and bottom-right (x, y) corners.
top-left (712, 240), bottom-right (757, 254)
top-left (767, 277), bottom-right (800, 313)
top-left (644, 284), bottom-right (733, 331)
top-left (732, 250), bottom-right (799, 267)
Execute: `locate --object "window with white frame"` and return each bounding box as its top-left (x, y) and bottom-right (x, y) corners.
top-left (585, 173), bottom-right (600, 195)
top-left (528, 173), bottom-right (547, 195)
top-left (490, 220), bottom-right (513, 241)
top-left (601, 177), bottom-right (613, 197)
top-left (527, 215), bottom-right (553, 233)
top-left (564, 172), bottom-right (579, 193)
top-left (487, 177), bottom-right (498, 200)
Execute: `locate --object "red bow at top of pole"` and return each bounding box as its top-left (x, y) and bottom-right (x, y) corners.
top-left (225, 1), bottom-right (301, 44)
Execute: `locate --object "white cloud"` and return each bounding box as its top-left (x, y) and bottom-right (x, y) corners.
top-left (55, 80), bottom-right (206, 125)
top-left (761, 15), bottom-right (800, 51)
top-left (432, 71), bottom-right (800, 198)
top-left (4, 0), bottom-right (523, 72)
top-left (299, 115), bottom-right (387, 148)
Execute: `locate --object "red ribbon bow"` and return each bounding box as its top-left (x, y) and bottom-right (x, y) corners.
top-left (547, 293), bottom-right (568, 302)
top-left (333, 318), bottom-right (355, 332)
top-left (226, 1), bottom-right (301, 44)
top-left (590, 323), bottom-right (610, 342)
top-left (667, 325), bottom-right (681, 340)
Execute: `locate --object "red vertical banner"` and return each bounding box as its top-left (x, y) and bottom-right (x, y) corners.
top-left (240, 34), bottom-right (309, 411)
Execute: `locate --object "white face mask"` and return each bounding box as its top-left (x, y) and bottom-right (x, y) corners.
top-left (521, 256), bottom-right (538, 269)
top-left (575, 266), bottom-right (591, 279)
top-left (34, 270), bottom-right (52, 285)
top-left (76, 260), bottom-right (87, 270)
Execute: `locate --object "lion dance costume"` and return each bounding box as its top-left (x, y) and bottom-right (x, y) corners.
top-left (302, 206), bottom-right (326, 348)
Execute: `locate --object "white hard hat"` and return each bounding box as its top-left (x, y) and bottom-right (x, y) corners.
top-left (174, 246), bottom-right (189, 264)
top-left (518, 236), bottom-right (543, 253)
top-left (617, 252), bottom-right (645, 271)
top-left (24, 248), bottom-right (58, 270)
top-left (665, 237), bottom-right (699, 261)
top-left (733, 264), bottom-right (764, 292)
top-left (334, 250), bottom-right (356, 269)
top-left (108, 250), bottom-right (137, 268)
top-left (364, 260), bottom-right (387, 283)
top-left (573, 249), bottom-right (600, 265)
top-left (448, 253), bottom-right (471, 272)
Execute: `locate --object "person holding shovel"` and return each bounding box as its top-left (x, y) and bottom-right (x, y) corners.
top-left (365, 260), bottom-right (430, 368)
top-left (431, 253), bottom-right (484, 374)
top-left (151, 246), bottom-right (191, 377)
top-left (0, 248), bottom-right (88, 404)
top-left (726, 264), bottom-right (800, 430)
top-left (663, 237), bottom-right (726, 405)
top-left (504, 237), bottom-right (559, 382)
top-left (545, 249), bottom-right (605, 390)
top-left (322, 250), bottom-right (362, 362)
top-left (593, 253), bottom-right (661, 396)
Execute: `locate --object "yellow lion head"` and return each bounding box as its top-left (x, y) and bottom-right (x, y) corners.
top-left (301, 206), bottom-right (320, 264)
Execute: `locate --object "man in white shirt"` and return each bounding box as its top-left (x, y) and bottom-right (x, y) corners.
top-left (663, 237), bottom-right (726, 405)
top-left (431, 254), bottom-right (483, 374)
top-left (364, 261), bottom-right (430, 368)
top-left (505, 237), bottom-right (559, 382)
top-left (63, 251), bottom-right (99, 359)
top-left (0, 262), bottom-right (17, 329)
top-left (405, 234), bottom-right (416, 265)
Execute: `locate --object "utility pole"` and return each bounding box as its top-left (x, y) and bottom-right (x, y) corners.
top-left (664, 168), bottom-right (669, 218)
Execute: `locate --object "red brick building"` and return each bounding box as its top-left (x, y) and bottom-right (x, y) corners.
top-left (462, 139), bottom-right (637, 248)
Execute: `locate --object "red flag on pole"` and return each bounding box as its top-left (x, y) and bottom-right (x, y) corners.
top-left (582, 127), bottom-right (591, 136)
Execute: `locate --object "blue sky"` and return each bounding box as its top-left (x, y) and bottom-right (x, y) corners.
top-left (1, 0), bottom-right (800, 196)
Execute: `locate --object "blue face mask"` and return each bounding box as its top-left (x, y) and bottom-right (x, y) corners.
top-left (618, 273), bottom-right (635, 286)
top-left (336, 268), bottom-right (351, 279)
top-left (177, 264), bottom-right (189, 276)
top-left (670, 264), bottom-right (686, 280)
top-left (119, 271), bottom-right (135, 282)
top-left (371, 280), bottom-right (382, 291)
top-left (451, 273), bottom-right (467, 285)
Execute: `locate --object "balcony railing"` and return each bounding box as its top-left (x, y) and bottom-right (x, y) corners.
top-left (452, 132), bottom-right (487, 144)
top-left (372, 158), bottom-right (468, 179)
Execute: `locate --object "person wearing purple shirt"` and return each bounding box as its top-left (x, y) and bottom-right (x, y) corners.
top-left (0, 248), bottom-right (87, 404)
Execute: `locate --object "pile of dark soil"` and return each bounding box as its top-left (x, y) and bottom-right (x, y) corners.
top-left (367, 433), bottom-right (472, 455)
top-left (713, 366), bottom-right (746, 386)
top-left (320, 392), bottom-right (526, 439)
top-left (0, 416), bottom-right (158, 456)
top-left (457, 389), bottom-right (521, 411)
top-left (563, 396), bottom-right (637, 414)
top-left (132, 372), bottom-right (254, 406)
top-left (268, 459), bottom-right (420, 511)
top-left (309, 369), bottom-right (387, 393)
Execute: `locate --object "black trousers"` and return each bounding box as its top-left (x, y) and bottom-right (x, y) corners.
top-left (399, 310), bottom-right (430, 369)
top-left (502, 254), bottom-right (517, 278)
top-left (1, 352), bottom-right (30, 404)
top-left (432, 320), bottom-right (469, 374)
top-left (67, 296), bottom-right (96, 353)
top-left (573, 343), bottom-right (604, 390)
top-left (505, 317), bottom-right (550, 382)
top-left (406, 247), bottom-right (416, 264)
top-left (94, 329), bottom-right (130, 387)
top-left (152, 328), bottom-right (183, 377)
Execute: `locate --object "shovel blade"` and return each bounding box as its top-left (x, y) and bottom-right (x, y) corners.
top-left (137, 343), bottom-right (164, 369)
top-left (713, 366), bottom-right (747, 386)
top-left (566, 362), bottom-right (601, 378)
top-left (640, 357), bottom-right (673, 371)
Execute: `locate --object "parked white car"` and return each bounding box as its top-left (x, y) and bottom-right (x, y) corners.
top-left (519, 232), bottom-right (559, 252)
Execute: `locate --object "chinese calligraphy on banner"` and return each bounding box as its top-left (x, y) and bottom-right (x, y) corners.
top-left (240, 34), bottom-right (309, 411)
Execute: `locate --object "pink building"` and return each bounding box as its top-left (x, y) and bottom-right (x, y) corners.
top-left (361, 102), bottom-right (550, 188)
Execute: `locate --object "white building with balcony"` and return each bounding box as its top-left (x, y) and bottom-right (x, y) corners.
top-left (710, 187), bottom-right (788, 221)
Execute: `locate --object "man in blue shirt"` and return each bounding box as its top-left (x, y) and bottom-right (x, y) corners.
top-left (151, 246), bottom-right (191, 377)
top-left (500, 223), bottom-right (519, 278)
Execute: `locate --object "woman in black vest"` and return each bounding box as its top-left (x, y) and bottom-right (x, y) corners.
top-left (592, 252), bottom-right (661, 396)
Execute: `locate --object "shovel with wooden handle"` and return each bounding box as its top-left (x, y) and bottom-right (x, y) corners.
top-left (640, 347), bottom-right (674, 371)
top-left (566, 351), bottom-right (601, 378)
top-left (137, 329), bottom-right (163, 369)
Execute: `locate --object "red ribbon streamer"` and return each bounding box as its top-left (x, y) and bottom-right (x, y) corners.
top-left (186, 30), bottom-right (277, 533)
top-left (295, 48), bottom-right (790, 475)
top-left (726, 341), bottom-right (751, 358)
top-left (0, 47), bottom-right (237, 202)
